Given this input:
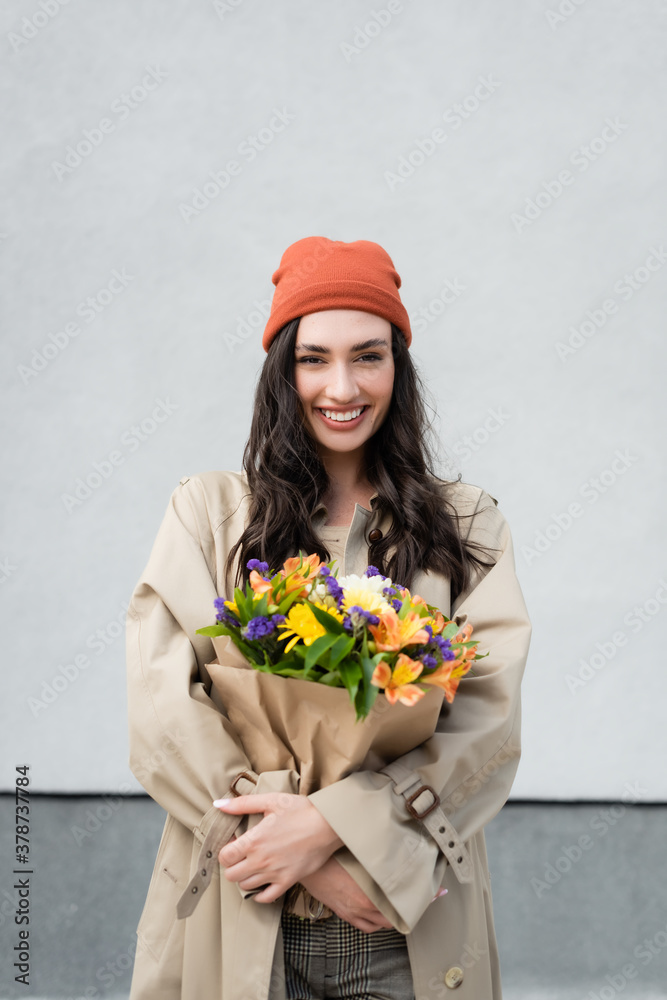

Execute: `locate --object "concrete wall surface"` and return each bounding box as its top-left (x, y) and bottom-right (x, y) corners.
top-left (1, 3), bottom-right (665, 800)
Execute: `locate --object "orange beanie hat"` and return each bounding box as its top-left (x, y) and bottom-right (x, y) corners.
top-left (262, 236), bottom-right (412, 352)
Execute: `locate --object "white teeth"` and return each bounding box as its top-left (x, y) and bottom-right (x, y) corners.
top-left (321, 407), bottom-right (364, 422)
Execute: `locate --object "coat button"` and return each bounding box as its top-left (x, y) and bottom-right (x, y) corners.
top-left (369, 528), bottom-right (383, 541)
top-left (444, 966), bottom-right (464, 988)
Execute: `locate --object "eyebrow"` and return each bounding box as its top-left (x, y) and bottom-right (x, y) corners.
top-left (295, 338), bottom-right (390, 354)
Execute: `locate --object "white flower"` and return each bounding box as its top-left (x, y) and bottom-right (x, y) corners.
top-left (337, 572), bottom-right (393, 616)
top-left (337, 572), bottom-right (392, 594)
top-left (309, 581), bottom-right (329, 602)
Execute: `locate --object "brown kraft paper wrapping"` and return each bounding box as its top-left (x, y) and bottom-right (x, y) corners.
top-left (206, 634), bottom-right (445, 920)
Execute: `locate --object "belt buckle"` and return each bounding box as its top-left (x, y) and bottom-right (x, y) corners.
top-left (405, 784), bottom-right (439, 820)
top-left (229, 771), bottom-right (257, 796)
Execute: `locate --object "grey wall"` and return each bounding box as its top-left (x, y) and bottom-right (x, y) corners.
top-left (1, 0), bottom-right (665, 800)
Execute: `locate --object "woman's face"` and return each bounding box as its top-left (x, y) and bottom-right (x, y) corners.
top-left (294, 309), bottom-right (395, 460)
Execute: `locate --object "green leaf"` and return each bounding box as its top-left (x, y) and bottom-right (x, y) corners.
top-left (397, 598), bottom-right (410, 620)
top-left (328, 634), bottom-right (355, 672)
top-left (318, 671), bottom-right (343, 687)
top-left (272, 665), bottom-right (312, 679)
top-left (304, 633), bottom-right (338, 674)
top-left (440, 621), bottom-right (460, 639)
top-left (309, 603), bottom-right (346, 635)
top-left (338, 659), bottom-right (362, 706)
top-left (196, 624), bottom-right (229, 637)
top-left (233, 586), bottom-right (249, 619)
top-left (251, 593), bottom-right (269, 617)
top-left (277, 588), bottom-right (307, 616)
top-left (355, 681), bottom-right (380, 721)
top-left (357, 654), bottom-right (383, 718)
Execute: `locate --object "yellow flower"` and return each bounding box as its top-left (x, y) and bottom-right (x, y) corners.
top-left (341, 588), bottom-right (390, 616)
top-left (277, 602), bottom-right (343, 654)
top-left (371, 653), bottom-right (426, 706)
top-left (224, 599), bottom-right (239, 615)
top-left (338, 573), bottom-right (392, 616)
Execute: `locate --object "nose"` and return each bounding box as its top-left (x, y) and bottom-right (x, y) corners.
top-left (325, 361), bottom-right (360, 403)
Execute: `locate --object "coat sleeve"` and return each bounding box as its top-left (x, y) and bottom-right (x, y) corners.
top-left (307, 490), bottom-right (532, 933)
top-left (126, 478), bottom-right (269, 851)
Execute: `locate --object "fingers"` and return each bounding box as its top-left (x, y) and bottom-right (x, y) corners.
top-left (237, 874), bottom-right (273, 893)
top-left (251, 883), bottom-right (286, 904)
top-left (221, 856), bottom-right (274, 889)
top-left (343, 913), bottom-right (392, 933)
top-left (218, 837), bottom-right (246, 867)
top-left (214, 793), bottom-right (278, 813)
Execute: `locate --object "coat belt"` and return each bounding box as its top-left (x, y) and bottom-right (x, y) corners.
top-left (176, 771), bottom-right (259, 918)
top-left (379, 760), bottom-right (474, 883)
top-left (177, 762), bottom-right (474, 920)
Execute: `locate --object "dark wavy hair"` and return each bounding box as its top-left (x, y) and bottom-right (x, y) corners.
top-left (225, 319), bottom-right (499, 599)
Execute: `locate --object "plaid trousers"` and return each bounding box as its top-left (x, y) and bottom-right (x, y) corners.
top-left (279, 910), bottom-right (415, 1000)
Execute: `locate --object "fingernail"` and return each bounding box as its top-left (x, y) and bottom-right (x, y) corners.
top-left (213, 798), bottom-right (231, 808)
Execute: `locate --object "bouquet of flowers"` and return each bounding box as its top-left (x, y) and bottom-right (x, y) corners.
top-left (196, 553), bottom-right (486, 796)
top-left (197, 553), bottom-right (484, 721)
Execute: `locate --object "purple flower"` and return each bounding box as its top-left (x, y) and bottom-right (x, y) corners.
top-left (214, 598), bottom-right (238, 626)
top-left (421, 653), bottom-right (437, 670)
top-left (365, 565), bottom-right (381, 578)
top-left (343, 605), bottom-right (380, 632)
top-left (243, 615), bottom-right (278, 640)
top-left (319, 566), bottom-right (331, 576)
top-left (324, 574), bottom-right (343, 605)
top-left (433, 635), bottom-right (455, 661)
top-left (423, 624), bottom-right (433, 641)
top-left (247, 559), bottom-right (270, 575)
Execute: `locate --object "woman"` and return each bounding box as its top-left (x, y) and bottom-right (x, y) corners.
top-left (126, 236), bottom-right (532, 1000)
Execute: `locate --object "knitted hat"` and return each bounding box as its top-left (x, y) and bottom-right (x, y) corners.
top-left (262, 236), bottom-right (412, 352)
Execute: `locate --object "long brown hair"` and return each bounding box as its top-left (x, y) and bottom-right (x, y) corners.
top-left (225, 319), bottom-right (499, 596)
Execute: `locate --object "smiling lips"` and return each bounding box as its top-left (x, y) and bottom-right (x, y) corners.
top-left (317, 405), bottom-right (368, 425)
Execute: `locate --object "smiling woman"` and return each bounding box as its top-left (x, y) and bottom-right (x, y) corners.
top-left (293, 310), bottom-right (395, 523)
top-left (126, 235), bottom-right (532, 1000)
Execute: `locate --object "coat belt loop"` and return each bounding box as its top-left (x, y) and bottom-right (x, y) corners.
top-left (380, 761), bottom-right (474, 884)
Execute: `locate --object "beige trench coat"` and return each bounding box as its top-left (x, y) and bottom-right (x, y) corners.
top-left (126, 470), bottom-right (532, 1000)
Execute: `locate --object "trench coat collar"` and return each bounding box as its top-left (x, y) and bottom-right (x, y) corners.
top-left (311, 491), bottom-right (379, 523)
top-left (310, 492), bottom-right (393, 578)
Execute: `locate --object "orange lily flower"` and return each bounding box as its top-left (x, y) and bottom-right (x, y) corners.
top-left (282, 553), bottom-right (321, 577)
top-left (454, 622), bottom-right (473, 642)
top-left (249, 569), bottom-right (273, 596)
top-left (281, 554), bottom-right (322, 597)
top-left (371, 653), bottom-right (425, 706)
top-left (432, 612), bottom-right (446, 634)
top-left (421, 663), bottom-right (461, 703)
top-left (368, 608), bottom-right (433, 652)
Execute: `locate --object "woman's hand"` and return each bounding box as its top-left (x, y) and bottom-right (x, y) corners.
top-left (215, 792), bottom-right (344, 903)
top-left (299, 856), bottom-right (394, 933)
